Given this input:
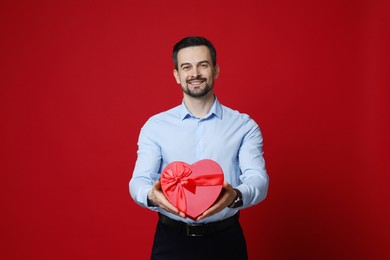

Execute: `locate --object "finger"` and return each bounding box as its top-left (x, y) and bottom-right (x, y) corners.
top-left (161, 199), bottom-right (178, 213)
top-left (155, 190), bottom-right (186, 218)
top-left (197, 200), bottom-right (223, 220)
top-left (162, 198), bottom-right (186, 218)
top-left (161, 202), bottom-right (186, 219)
top-left (223, 181), bottom-right (233, 190)
top-left (153, 180), bottom-right (186, 218)
top-left (154, 180), bottom-right (161, 190)
top-left (197, 185), bottom-right (236, 220)
top-left (197, 206), bottom-right (218, 220)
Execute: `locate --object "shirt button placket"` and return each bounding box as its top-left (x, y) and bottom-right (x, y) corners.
top-left (195, 119), bottom-right (203, 160)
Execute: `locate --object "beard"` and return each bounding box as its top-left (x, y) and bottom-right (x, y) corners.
top-left (182, 78), bottom-right (213, 98)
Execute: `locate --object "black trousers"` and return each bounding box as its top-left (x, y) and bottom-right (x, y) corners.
top-left (151, 219), bottom-right (248, 260)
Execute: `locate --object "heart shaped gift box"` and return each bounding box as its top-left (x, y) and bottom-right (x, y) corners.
top-left (160, 159), bottom-right (224, 219)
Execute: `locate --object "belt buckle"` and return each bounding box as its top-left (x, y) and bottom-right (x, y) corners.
top-left (186, 223), bottom-right (204, 237)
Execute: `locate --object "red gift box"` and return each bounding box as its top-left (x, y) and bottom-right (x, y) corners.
top-left (160, 159), bottom-right (224, 219)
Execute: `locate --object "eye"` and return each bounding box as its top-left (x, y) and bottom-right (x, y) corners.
top-left (182, 65), bottom-right (190, 71)
top-left (200, 63), bottom-right (209, 68)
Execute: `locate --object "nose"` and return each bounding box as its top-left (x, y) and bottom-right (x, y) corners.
top-left (190, 67), bottom-right (200, 78)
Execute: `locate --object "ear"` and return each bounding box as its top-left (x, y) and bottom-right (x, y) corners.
top-left (173, 69), bottom-right (180, 84)
top-left (214, 64), bottom-right (220, 79)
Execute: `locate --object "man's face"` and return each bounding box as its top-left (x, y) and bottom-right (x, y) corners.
top-left (173, 46), bottom-right (219, 98)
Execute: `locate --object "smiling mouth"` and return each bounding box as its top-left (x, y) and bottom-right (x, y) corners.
top-left (187, 79), bottom-right (206, 86)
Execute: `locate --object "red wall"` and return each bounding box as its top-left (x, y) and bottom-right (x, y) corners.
top-left (1, 0), bottom-right (389, 259)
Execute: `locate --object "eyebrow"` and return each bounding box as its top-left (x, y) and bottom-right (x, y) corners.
top-left (180, 60), bottom-right (211, 68)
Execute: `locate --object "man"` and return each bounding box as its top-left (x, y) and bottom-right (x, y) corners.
top-left (130, 36), bottom-right (269, 260)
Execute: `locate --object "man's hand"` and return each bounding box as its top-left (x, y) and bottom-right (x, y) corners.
top-left (196, 181), bottom-right (237, 221)
top-left (147, 180), bottom-right (186, 218)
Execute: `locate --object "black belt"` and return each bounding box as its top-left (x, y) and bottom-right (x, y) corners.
top-left (158, 213), bottom-right (239, 237)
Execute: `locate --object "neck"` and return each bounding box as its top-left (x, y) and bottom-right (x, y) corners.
top-left (183, 92), bottom-right (215, 118)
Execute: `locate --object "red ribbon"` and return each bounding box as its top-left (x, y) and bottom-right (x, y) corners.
top-left (161, 162), bottom-right (224, 213)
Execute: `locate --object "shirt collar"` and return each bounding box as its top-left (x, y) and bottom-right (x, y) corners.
top-left (179, 97), bottom-right (223, 120)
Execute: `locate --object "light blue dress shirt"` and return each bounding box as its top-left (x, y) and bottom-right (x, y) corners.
top-left (129, 98), bottom-right (269, 224)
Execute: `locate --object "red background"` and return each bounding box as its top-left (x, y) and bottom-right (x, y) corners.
top-left (1, 0), bottom-right (389, 259)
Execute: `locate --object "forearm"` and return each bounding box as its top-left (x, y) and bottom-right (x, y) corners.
top-left (236, 120), bottom-right (269, 208)
top-left (129, 123), bottom-right (163, 209)
top-left (129, 177), bottom-right (156, 209)
top-left (237, 172), bottom-right (269, 208)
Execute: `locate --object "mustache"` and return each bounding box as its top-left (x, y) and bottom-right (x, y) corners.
top-left (186, 77), bottom-right (206, 83)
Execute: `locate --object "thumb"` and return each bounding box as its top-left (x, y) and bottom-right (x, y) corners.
top-left (154, 180), bottom-right (161, 189)
top-left (223, 181), bottom-right (232, 189)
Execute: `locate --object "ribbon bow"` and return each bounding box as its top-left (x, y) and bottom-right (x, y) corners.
top-left (161, 162), bottom-right (223, 213)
